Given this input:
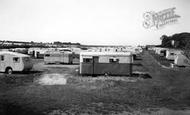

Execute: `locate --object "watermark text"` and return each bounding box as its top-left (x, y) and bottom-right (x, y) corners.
top-left (143, 7), bottom-right (180, 29)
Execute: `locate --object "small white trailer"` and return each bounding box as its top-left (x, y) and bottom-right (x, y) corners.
top-left (174, 54), bottom-right (190, 67)
top-left (44, 51), bottom-right (71, 64)
top-left (0, 51), bottom-right (33, 74)
top-left (154, 47), bottom-right (167, 56)
top-left (44, 51), bottom-right (79, 64)
top-left (166, 49), bottom-right (183, 60)
top-left (28, 48), bottom-right (50, 59)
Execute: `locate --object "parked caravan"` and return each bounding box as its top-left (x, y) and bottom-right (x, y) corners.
top-left (166, 49), bottom-right (183, 60)
top-left (160, 49), bottom-right (167, 57)
top-left (80, 52), bottom-right (133, 76)
top-left (154, 47), bottom-right (167, 56)
top-left (44, 51), bottom-right (71, 64)
top-left (71, 48), bottom-right (82, 54)
top-left (151, 47), bottom-right (157, 52)
top-left (155, 48), bottom-right (168, 56)
top-left (28, 48), bottom-right (49, 59)
top-left (72, 53), bottom-right (80, 64)
top-left (0, 51), bottom-right (33, 74)
top-left (174, 54), bottom-right (190, 67)
top-left (44, 51), bottom-right (79, 64)
top-left (11, 48), bottom-right (28, 54)
top-left (57, 48), bottom-right (72, 52)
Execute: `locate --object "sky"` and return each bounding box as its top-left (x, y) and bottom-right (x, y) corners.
top-left (0, 0), bottom-right (190, 46)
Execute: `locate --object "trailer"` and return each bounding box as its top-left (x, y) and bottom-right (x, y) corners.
top-left (72, 53), bottom-right (80, 64)
top-left (166, 49), bottom-right (183, 60)
top-left (11, 48), bottom-right (28, 54)
top-left (28, 48), bottom-right (50, 59)
top-left (44, 51), bottom-right (79, 64)
top-left (153, 47), bottom-right (167, 56)
top-left (154, 47), bottom-right (168, 57)
top-left (174, 54), bottom-right (190, 67)
top-left (0, 51), bottom-right (33, 74)
top-left (159, 49), bottom-right (167, 57)
top-left (80, 52), bottom-right (133, 76)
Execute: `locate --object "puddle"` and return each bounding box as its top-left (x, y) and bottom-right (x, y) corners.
top-left (36, 73), bottom-right (68, 85)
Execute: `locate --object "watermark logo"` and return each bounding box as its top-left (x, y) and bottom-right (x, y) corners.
top-left (143, 7), bottom-right (180, 29)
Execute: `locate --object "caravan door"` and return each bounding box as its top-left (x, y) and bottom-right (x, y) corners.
top-left (92, 56), bottom-right (99, 75)
top-left (13, 57), bottom-right (21, 71)
top-left (0, 55), bottom-right (5, 72)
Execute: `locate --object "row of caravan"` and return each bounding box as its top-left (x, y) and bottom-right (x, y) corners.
top-left (0, 47), bottom-right (81, 59)
top-left (0, 51), bottom-right (133, 76)
top-left (44, 51), bottom-right (133, 75)
top-left (1, 46), bottom-right (142, 60)
top-left (150, 47), bottom-right (190, 67)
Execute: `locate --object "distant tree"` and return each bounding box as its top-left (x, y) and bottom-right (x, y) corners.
top-left (160, 32), bottom-right (190, 49)
top-left (161, 35), bottom-right (173, 47)
top-left (160, 35), bottom-right (167, 40)
top-left (54, 41), bottom-right (62, 45)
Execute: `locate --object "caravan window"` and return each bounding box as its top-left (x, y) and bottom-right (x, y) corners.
top-left (45, 54), bottom-right (50, 57)
top-left (0, 55), bottom-right (4, 61)
top-left (170, 53), bottom-right (174, 55)
top-left (83, 58), bottom-right (92, 63)
top-left (109, 58), bottom-right (119, 63)
top-left (13, 57), bottom-right (20, 63)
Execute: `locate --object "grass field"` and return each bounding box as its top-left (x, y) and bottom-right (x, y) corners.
top-left (1, 51), bottom-right (190, 115)
top-left (148, 50), bottom-right (173, 67)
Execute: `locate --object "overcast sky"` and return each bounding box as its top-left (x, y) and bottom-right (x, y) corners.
top-left (0, 0), bottom-right (189, 45)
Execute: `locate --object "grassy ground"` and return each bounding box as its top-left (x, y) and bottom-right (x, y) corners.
top-left (148, 50), bottom-right (173, 67)
top-left (0, 51), bottom-right (190, 115)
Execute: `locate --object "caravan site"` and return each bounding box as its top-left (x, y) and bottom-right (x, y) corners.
top-left (0, 0), bottom-right (190, 114)
top-left (1, 39), bottom-right (190, 115)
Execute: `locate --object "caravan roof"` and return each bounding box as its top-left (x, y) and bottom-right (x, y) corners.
top-left (45, 50), bottom-right (72, 54)
top-left (80, 52), bottom-right (132, 56)
top-left (0, 51), bottom-right (30, 57)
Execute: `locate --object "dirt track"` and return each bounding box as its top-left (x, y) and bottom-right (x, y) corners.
top-left (1, 51), bottom-right (190, 115)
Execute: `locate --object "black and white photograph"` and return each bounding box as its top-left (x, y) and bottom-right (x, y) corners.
top-left (0, 0), bottom-right (190, 115)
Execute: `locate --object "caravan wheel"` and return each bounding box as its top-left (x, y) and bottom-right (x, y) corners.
top-left (6, 68), bottom-right (13, 74)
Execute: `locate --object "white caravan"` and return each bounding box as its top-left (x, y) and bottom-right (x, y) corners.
top-left (166, 49), bottom-right (183, 60)
top-left (174, 54), bottom-right (190, 67)
top-left (0, 51), bottom-right (33, 74)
